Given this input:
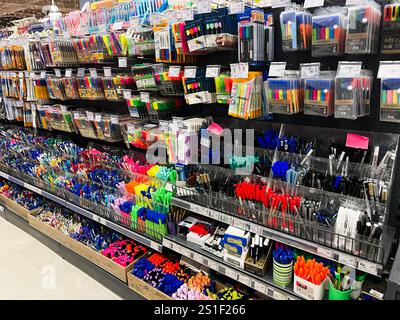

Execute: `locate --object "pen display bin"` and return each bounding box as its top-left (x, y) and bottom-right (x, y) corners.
top-left (93, 114), bottom-right (128, 143)
top-left (293, 274), bottom-right (328, 300)
top-left (273, 258), bottom-right (293, 287)
top-left (280, 10), bottom-right (312, 52)
top-left (328, 282), bottom-right (351, 300)
top-left (380, 78), bottom-right (400, 123)
top-left (382, 3), bottom-right (400, 54)
top-left (266, 78), bottom-right (303, 115)
top-left (312, 13), bottom-right (346, 57)
top-left (304, 78), bottom-right (334, 116)
top-left (345, 3), bottom-right (381, 55)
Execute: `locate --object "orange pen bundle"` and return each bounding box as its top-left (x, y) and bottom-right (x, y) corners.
top-left (294, 256), bottom-right (330, 285)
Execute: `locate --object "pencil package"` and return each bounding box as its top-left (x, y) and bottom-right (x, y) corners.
top-left (280, 10), bottom-right (312, 52)
top-left (312, 9), bottom-right (346, 57)
top-left (48, 38), bottom-right (79, 66)
top-left (304, 72), bottom-right (335, 117)
top-left (61, 76), bottom-right (80, 100)
top-left (345, 2), bottom-right (381, 54)
top-left (126, 96), bottom-right (148, 119)
top-left (382, 3), bottom-right (400, 54)
top-left (266, 77), bottom-right (303, 115)
top-left (131, 64), bottom-right (157, 91)
top-left (380, 78), bottom-right (400, 122)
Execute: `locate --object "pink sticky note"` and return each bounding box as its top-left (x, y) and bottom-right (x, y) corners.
top-left (207, 122), bottom-right (224, 136)
top-left (346, 133), bottom-right (369, 150)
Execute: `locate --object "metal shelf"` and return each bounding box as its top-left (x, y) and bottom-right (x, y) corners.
top-left (0, 170), bottom-right (163, 252)
top-left (171, 197), bottom-right (388, 277)
top-left (163, 235), bottom-right (300, 300)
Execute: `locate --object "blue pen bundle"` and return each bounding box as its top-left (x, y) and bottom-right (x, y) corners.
top-left (272, 243), bottom-right (294, 287)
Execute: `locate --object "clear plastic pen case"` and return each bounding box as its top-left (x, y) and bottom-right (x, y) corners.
top-left (380, 78), bottom-right (400, 122)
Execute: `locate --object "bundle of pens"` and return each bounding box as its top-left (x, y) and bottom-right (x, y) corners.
top-left (146, 97), bottom-right (183, 121)
top-left (113, 74), bottom-right (137, 98)
top-left (48, 38), bottom-right (79, 66)
top-left (131, 64), bottom-right (158, 91)
top-left (125, 29), bottom-right (155, 57)
top-left (76, 76), bottom-right (105, 100)
top-left (102, 31), bottom-right (123, 57)
top-left (382, 2), bottom-right (400, 54)
top-left (72, 110), bottom-right (98, 139)
top-left (214, 73), bottom-right (233, 104)
top-left (154, 67), bottom-right (184, 96)
top-left (26, 41), bottom-right (46, 70)
top-left (46, 76), bottom-right (68, 101)
top-left (265, 76), bottom-right (303, 115)
top-left (102, 77), bottom-right (120, 101)
top-left (380, 76), bottom-right (400, 122)
top-left (61, 76), bottom-right (80, 100)
top-left (33, 77), bottom-right (51, 101)
top-left (272, 243), bottom-right (294, 287)
top-left (39, 42), bottom-right (55, 67)
top-left (312, 7), bottom-right (346, 57)
top-left (44, 105), bottom-right (76, 133)
top-left (237, 9), bottom-right (266, 65)
top-left (0, 45), bottom-right (26, 70)
top-left (345, 2), bottom-right (381, 55)
top-left (92, 113), bottom-right (130, 143)
top-left (183, 71), bottom-right (216, 105)
top-left (328, 267), bottom-right (353, 300)
top-left (228, 72), bottom-right (263, 119)
top-left (334, 63), bottom-right (373, 120)
top-left (0, 72), bottom-right (20, 99)
top-left (72, 35), bottom-right (111, 64)
top-left (304, 72), bottom-right (335, 117)
top-left (280, 9), bottom-right (312, 52)
top-left (126, 95), bottom-right (148, 118)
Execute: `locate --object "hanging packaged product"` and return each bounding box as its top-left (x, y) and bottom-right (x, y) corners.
top-left (72, 110), bottom-right (98, 139)
top-left (183, 69), bottom-right (216, 105)
top-left (33, 74), bottom-right (51, 101)
top-left (131, 64), bottom-right (158, 91)
top-left (126, 95), bottom-right (148, 119)
top-left (334, 61), bottom-right (372, 120)
top-left (125, 28), bottom-right (155, 57)
top-left (382, 2), bottom-right (400, 54)
top-left (113, 74), bottom-right (137, 98)
top-left (0, 44), bottom-right (26, 70)
top-left (48, 36), bottom-right (79, 66)
top-left (154, 64), bottom-right (184, 96)
top-left (26, 40), bottom-right (46, 70)
top-left (228, 71), bottom-right (263, 119)
top-left (311, 7), bottom-right (346, 57)
top-left (72, 34), bottom-right (111, 64)
top-left (101, 75), bottom-right (120, 101)
top-left (345, 1), bottom-right (381, 55)
top-left (44, 105), bottom-right (76, 133)
top-left (76, 75), bottom-right (105, 100)
top-left (302, 63), bottom-right (335, 117)
top-left (280, 8), bottom-right (312, 52)
top-left (184, 19), bottom-right (206, 53)
top-left (379, 61), bottom-right (400, 122)
top-left (102, 31), bottom-right (123, 57)
top-left (265, 73), bottom-right (303, 115)
top-left (46, 75), bottom-right (68, 101)
top-left (146, 97), bottom-right (184, 121)
top-left (93, 113), bottom-right (131, 143)
top-left (214, 72), bottom-right (233, 104)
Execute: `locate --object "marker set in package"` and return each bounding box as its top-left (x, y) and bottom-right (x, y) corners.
top-left (280, 10), bottom-right (312, 52)
top-left (304, 72), bottom-right (335, 117)
top-left (382, 2), bottom-right (400, 54)
top-left (265, 77), bottom-right (303, 115)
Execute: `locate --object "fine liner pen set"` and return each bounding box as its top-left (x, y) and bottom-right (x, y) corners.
top-left (380, 78), bottom-right (400, 122)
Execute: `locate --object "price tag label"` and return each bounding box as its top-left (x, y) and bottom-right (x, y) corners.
top-left (316, 247), bottom-right (334, 259)
top-left (221, 214), bottom-right (234, 225)
top-left (304, 0), bottom-right (324, 9)
top-left (151, 242), bottom-right (161, 251)
top-left (272, 0), bottom-right (291, 7)
top-left (239, 62), bottom-right (249, 78)
top-left (184, 66), bottom-right (197, 78)
top-left (338, 254), bottom-right (357, 267)
top-left (34, 33), bottom-right (41, 41)
top-left (273, 290), bottom-right (287, 300)
top-left (77, 68), bottom-right (85, 77)
top-left (40, 71), bottom-right (47, 78)
top-left (118, 57), bottom-right (128, 68)
top-left (140, 92), bottom-right (150, 103)
top-left (269, 62), bottom-right (287, 77)
top-left (377, 62), bottom-right (400, 79)
top-left (346, 0), bottom-right (360, 5)
top-left (208, 260), bottom-right (218, 270)
top-left (104, 67), bottom-right (112, 78)
top-left (86, 111), bottom-right (94, 121)
top-left (225, 268), bottom-right (238, 280)
top-left (163, 239), bottom-right (172, 249)
top-left (111, 115), bottom-right (119, 124)
top-left (113, 21), bottom-right (124, 31)
top-left (337, 62), bottom-right (362, 78)
top-left (206, 65), bottom-right (220, 78)
top-left (149, 13), bottom-right (160, 25)
top-left (230, 63), bottom-right (240, 78)
top-left (89, 68), bottom-right (97, 78)
top-left (357, 260), bottom-right (378, 275)
top-left (65, 69), bottom-right (72, 78)
top-left (300, 63), bottom-right (321, 78)
top-left (166, 10), bottom-right (178, 23)
top-left (181, 7), bottom-right (194, 21)
top-left (95, 114), bottom-right (102, 122)
top-left (60, 105), bottom-right (67, 113)
top-left (168, 65), bottom-right (181, 78)
top-left (98, 23), bottom-right (107, 33)
top-left (196, 0), bottom-right (212, 14)
top-left (123, 89), bottom-right (132, 100)
top-left (229, 1), bottom-right (244, 14)
top-left (238, 274), bottom-right (250, 286)
top-left (255, 281), bottom-right (267, 294)
top-left (54, 69), bottom-right (61, 77)
top-left (209, 210), bottom-right (221, 221)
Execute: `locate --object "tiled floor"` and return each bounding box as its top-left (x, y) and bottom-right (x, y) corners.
top-left (0, 216), bottom-right (121, 300)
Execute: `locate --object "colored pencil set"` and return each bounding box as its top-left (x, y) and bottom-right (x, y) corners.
top-left (304, 76), bottom-right (335, 117)
top-left (312, 11), bottom-right (346, 57)
top-left (380, 78), bottom-right (400, 122)
top-left (382, 3), bottom-right (400, 54)
top-left (280, 10), bottom-right (312, 52)
top-left (228, 72), bottom-right (263, 119)
top-left (265, 78), bottom-right (303, 115)
top-left (346, 3), bottom-right (381, 54)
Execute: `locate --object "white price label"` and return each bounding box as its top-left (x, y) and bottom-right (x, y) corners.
top-left (104, 67), bottom-right (112, 78)
top-left (165, 182), bottom-right (173, 192)
top-left (300, 63), bottom-right (321, 78)
top-left (338, 254), bottom-right (357, 267)
top-left (86, 111), bottom-right (94, 121)
top-left (166, 10), bottom-right (178, 23)
top-left (208, 260), bottom-right (218, 270)
top-left (65, 69), bottom-right (72, 78)
top-left (89, 68), bottom-right (97, 78)
top-left (238, 274), bottom-right (250, 286)
top-left (163, 239), bottom-right (172, 249)
top-left (111, 116), bottom-right (119, 124)
top-left (230, 63), bottom-right (240, 78)
top-left (140, 92), bottom-right (150, 103)
top-left (221, 214), bottom-right (233, 225)
top-left (273, 290), bottom-right (287, 300)
top-left (168, 65), bottom-right (181, 78)
top-left (184, 66), bottom-right (197, 78)
top-left (151, 242), bottom-right (161, 251)
top-left (54, 69), bottom-right (61, 77)
top-left (123, 89), bottom-right (132, 100)
top-left (357, 260), bottom-right (378, 275)
top-left (113, 21), bottom-right (124, 31)
top-left (196, 0), bottom-right (212, 14)
top-left (98, 23), bottom-right (107, 33)
top-left (229, 1), bottom-right (244, 14)
top-left (316, 247), bottom-right (334, 259)
top-left (206, 65), bottom-right (220, 78)
top-left (304, 0), bottom-right (324, 9)
top-left (255, 282), bottom-right (267, 294)
top-left (377, 62), bottom-right (400, 79)
top-left (77, 68), bottom-right (85, 77)
top-left (269, 62), bottom-right (287, 77)
top-left (239, 62), bottom-right (249, 79)
top-left (272, 0), bottom-right (291, 7)
top-left (225, 268), bottom-right (238, 280)
top-left (346, 0), bottom-right (360, 5)
top-left (95, 114), bottom-right (102, 122)
top-left (18, 72), bottom-right (24, 78)
top-left (181, 7), bottom-right (194, 21)
top-left (40, 71), bottom-right (46, 78)
top-left (60, 105), bottom-right (67, 113)
top-left (118, 57), bottom-right (128, 68)
top-left (209, 210), bottom-right (221, 221)
top-left (337, 62), bottom-right (362, 78)
top-left (0, 206), bottom-right (4, 213)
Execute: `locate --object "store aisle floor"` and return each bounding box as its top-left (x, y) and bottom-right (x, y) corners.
top-left (0, 216), bottom-right (121, 300)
